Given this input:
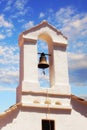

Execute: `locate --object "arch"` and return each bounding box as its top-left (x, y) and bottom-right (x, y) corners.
top-left (38, 32), bottom-right (53, 45)
top-left (37, 32), bottom-right (55, 88)
top-left (37, 39), bottom-right (50, 88)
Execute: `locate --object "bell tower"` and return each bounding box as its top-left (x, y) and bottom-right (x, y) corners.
top-left (16, 20), bottom-right (71, 110)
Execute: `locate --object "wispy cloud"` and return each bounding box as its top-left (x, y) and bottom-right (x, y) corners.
top-left (68, 53), bottom-right (87, 70)
top-left (0, 68), bottom-right (19, 84)
top-left (0, 86), bottom-right (16, 91)
top-left (0, 46), bottom-right (19, 64)
top-left (46, 7), bottom-right (87, 87)
top-left (0, 15), bottom-right (13, 28)
top-left (37, 40), bottom-right (48, 52)
top-left (0, 34), bottom-right (5, 39)
top-left (4, 0), bottom-right (13, 11)
top-left (47, 7), bottom-right (87, 52)
top-left (4, 0), bottom-right (28, 12)
top-left (4, 0), bottom-right (31, 18)
top-left (39, 12), bottom-right (45, 18)
top-left (0, 14), bottom-right (14, 39)
top-left (0, 45), bottom-right (19, 85)
top-left (14, 0), bottom-right (27, 11)
top-left (68, 53), bottom-right (87, 86)
top-left (23, 21), bottom-right (34, 29)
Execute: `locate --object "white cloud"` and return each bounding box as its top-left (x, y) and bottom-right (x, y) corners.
top-left (18, 19), bottom-right (25, 23)
top-left (6, 29), bottom-right (13, 37)
top-left (47, 6), bottom-right (87, 55)
top-left (0, 15), bottom-right (13, 28)
top-left (4, 0), bottom-right (28, 11)
top-left (48, 7), bottom-right (87, 40)
top-left (14, 0), bottom-right (27, 11)
top-left (0, 34), bottom-right (5, 39)
top-left (4, 0), bottom-right (30, 19)
top-left (68, 52), bottom-right (87, 86)
top-left (62, 15), bottom-right (87, 40)
top-left (0, 86), bottom-right (16, 91)
top-left (47, 6), bottom-right (87, 87)
top-left (0, 45), bottom-right (19, 85)
top-left (0, 68), bottom-right (19, 84)
top-left (4, 0), bottom-right (13, 11)
top-left (23, 21), bottom-right (34, 29)
top-left (0, 46), bottom-right (19, 64)
top-left (5, 0), bottom-right (13, 6)
top-left (37, 40), bottom-right (48, 52)
top-left (53, 7), bottom-right (87, 40)
top-left (39, 12), bottom-right (45, 18)
top-left (0, 14), bottom-right (14, 38)
top-left (4, 6), bottom-right (11, 11)
top-left (68, 53), bottom-right (87, 70)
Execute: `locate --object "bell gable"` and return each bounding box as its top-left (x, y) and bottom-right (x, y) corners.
top-left (19, 20), bottom-right (68, 46)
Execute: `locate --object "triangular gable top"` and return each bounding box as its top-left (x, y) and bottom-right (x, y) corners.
top-left (19, 20), bottom-right (68, 46)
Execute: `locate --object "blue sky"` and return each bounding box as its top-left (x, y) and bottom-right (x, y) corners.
top-left (0, 0), bottom-right (87, 112)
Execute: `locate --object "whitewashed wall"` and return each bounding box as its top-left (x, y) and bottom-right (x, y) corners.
top-left (0, 99), bottom-right (87, 130)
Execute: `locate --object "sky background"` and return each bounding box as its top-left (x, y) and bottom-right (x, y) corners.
top-left (0, 0), bottom-right (87, 112)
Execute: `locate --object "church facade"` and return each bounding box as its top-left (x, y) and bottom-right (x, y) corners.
top-left (0, 21), bottom-right (87, 130)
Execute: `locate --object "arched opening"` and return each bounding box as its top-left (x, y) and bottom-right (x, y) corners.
top-left (37, 32), bottom-right (54, 88)
top-left (37, 39), bottom-right (50, 88)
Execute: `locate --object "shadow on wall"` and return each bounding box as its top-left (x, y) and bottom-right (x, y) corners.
top-left (21, 107), bottom-right (71, 115)
top-left (0, 106), bottom-right (20, 129)
top-left (71, 96), bottom-right (87, 117)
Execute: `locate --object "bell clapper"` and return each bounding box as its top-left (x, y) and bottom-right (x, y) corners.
top-left (43, 69), bottom-right (45, 75)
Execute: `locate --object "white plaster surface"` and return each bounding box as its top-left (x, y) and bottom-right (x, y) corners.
top-left (23, 27), bottom-right (67, 44)
top-left (0, 100), bottom-right (87, 130)
top-left (16, 21), bottom-right (71, 110)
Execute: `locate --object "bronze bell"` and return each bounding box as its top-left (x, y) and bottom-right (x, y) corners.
top-left (38, 52), bottom-right (49, 69)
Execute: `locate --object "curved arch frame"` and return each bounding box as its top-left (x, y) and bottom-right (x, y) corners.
top-left (38, 32), bottom-right (55, 88)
